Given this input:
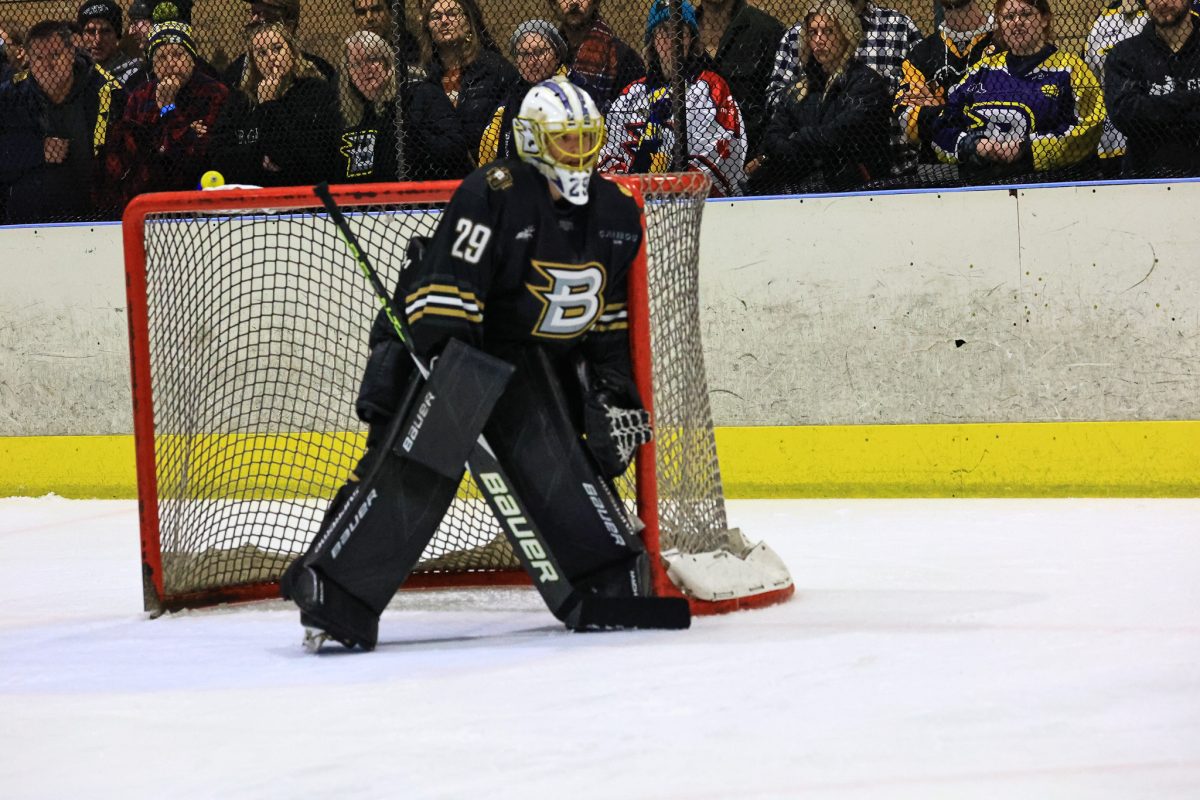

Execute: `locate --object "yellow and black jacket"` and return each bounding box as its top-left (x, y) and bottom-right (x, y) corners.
top-left (895, 25), bottom-right (997, 161)
top-left (931, 45), bottom-right (1104, 178)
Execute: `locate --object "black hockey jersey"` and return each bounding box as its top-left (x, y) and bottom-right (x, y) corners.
top-left (373, 159), bottom-right (645, 401)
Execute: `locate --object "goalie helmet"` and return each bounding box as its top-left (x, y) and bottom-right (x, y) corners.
top-left (512, 77), bottom-right (605, 205)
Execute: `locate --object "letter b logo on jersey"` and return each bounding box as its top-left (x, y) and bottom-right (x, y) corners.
top-left (527, 260), bottom-right (607, 338)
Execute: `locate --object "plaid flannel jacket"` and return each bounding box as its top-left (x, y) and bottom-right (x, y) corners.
top-left (567, 16), bottom-right (645, 112)
top-left (765, 3), bottom-right (922, 174)
top-left (103, 72), bottom-right (229, 206)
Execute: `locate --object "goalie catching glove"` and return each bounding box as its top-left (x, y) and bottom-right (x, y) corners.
top-left (584, 392), bottom-right (653, 478)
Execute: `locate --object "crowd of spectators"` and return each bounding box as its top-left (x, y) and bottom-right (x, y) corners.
top-left (1, 0), bottom-right (1200, 224)
top-left (599, 0), bottom-right (747, 195)
top-left (416, 0), bottom-right (519, 161)
top-left (748, 0), bottom-right (893, 192)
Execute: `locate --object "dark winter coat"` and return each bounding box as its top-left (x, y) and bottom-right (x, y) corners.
top-left (0, 38), bottom-right (17, 87)
top-left (755, 58), bottom-right (891, 193)
top-left (0, 56), bottom-right (125, 223)
top-left (1105, 21), bottom-right (1200, 177)
top-left (335, 78), bottom-right (471, 182)
top-left (425, 48), bottom-right (519, 162)
top-left (104, 71), bottom-right (229, 206)
top-left (697, 0), bottom-right (785, 151)
top-left (209, 76), bottom-right (339, 187)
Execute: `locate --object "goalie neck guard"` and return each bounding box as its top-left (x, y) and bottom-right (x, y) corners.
top-left (512, 77), bottom-right (605, 205)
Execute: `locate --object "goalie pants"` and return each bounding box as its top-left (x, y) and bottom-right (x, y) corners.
top-left (307, 346), bottom-right (646, 614)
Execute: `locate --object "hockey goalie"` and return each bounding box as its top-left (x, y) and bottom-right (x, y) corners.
top-left (280, 77), bottom-right (691, 651)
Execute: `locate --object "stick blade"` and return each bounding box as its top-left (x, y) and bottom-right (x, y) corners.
top-left (568, 596), bottom-right (692, 631)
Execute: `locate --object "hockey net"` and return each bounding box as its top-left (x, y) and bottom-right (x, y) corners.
top-left (123, 175), bottom-right (794, 615)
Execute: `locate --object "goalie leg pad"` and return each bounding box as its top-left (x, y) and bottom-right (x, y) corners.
top-left (299, 454), bottom-right (462, 614)
top-left (290, 380), bottom-right (460, 615)
top-left (279, 480), bottom-right (355, 596)
top-left (484, 347), bottom-right (648, 589)
top-left (314, 455), bottom-right (456, 614)
top-left (294, 343), bottom-right (511, 613)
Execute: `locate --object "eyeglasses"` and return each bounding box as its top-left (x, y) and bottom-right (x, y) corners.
top-left (427, 9), bottom-right (464, 22)
top-left (515, 46), bottom-right (555, 59)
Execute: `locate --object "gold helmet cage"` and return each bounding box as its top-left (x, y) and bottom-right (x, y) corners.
top-left (513, 77), bottom-right (606, 202)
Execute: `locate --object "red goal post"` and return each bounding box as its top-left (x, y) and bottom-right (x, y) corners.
top-left (123, 175), bottom-right (794, 616)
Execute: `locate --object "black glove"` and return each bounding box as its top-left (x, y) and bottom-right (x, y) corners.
top-left (584, 392), bottom-right (653, 478)
top-left (355, 338), bottom-right (413, 426)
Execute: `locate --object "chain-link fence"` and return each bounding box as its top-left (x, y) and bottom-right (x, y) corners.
top-left (0, 0), bottom-right (1195, 223)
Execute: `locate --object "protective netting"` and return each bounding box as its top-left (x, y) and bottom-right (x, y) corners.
top-left (3, 0), bottom-right (1193, 225)
top-left (636, 175), bottom-right (729, 556)
top-left (131, 174), bottom-right (723, 610)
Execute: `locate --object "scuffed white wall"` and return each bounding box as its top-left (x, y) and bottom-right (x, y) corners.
top-left (700, 182), bottom-right (1199, 425)
top-left (1, 181), bottom-right (1197, 436)
top-left (0, 225), bottom-right (130, 436)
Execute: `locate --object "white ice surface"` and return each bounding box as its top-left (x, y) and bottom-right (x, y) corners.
top-left (2, 497), bottom-right (1198, 800)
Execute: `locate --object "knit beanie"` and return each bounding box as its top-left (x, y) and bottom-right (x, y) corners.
top-left (146, 20), bottom-right (197, 60)
top-left (645, 0), bottom-right (698, 45)
top-left (510, 19), bottom-right (569, 63)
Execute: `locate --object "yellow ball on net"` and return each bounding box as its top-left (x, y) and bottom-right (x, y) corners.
top-left (200, 171), bottom-right (225, 189)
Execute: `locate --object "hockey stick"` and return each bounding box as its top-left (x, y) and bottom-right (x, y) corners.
top-left (312, 183), bottom-right (689, 631)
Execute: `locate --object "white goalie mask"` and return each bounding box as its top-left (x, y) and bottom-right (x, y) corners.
top-left (512, 77), bottom-right (605, 205)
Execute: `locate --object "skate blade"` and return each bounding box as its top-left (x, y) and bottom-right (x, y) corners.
top-left (302, 626), bottom-right (334, 654)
